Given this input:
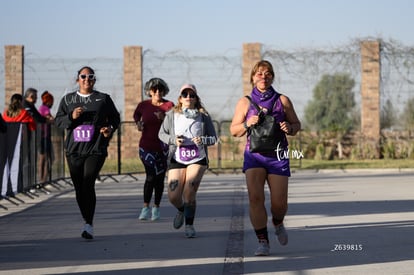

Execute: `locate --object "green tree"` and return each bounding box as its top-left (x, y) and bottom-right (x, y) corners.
top-left (401, 97), bottom-right (414, 131)
top-left (304, 73), bottom-right (356, 131)
top-left (381, 99), bottom-right (397, 129)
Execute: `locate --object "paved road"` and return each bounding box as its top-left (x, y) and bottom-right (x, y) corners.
top-left (0, 169), bottom-right (413, 274)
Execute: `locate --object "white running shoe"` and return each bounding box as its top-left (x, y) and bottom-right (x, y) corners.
top-left (81, 224), bottom-right (94, 240)
top-left (173, 211), bottom-right (184, 229)
top-left (185, 225), bottom-right (196, 238)
top-left (254, 240), bottom-right (270, 256)
top-left (275, 223), bottom-right (288, 246)
top-left (139, 207), bottom-right (151, 220)
top-left (151, 207), bottom-right (160, 221)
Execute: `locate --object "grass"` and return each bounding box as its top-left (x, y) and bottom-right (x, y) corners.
top-left (100, 158), bottom-right (414, 175)
top-left (292, 158), bottom-right (414, 170)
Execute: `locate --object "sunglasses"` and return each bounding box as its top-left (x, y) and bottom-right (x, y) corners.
top-left (152, 89), bottom-right (164, 94)
top-left (79, 74), bottom-right (96, 80)
top-left (180, 91), bottom-right (196, 98)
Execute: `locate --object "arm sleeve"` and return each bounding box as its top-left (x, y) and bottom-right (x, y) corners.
top-left (26, 105), bottom-right (47, 123)
top-left (133, 103), bottom-right (142, 123)
top-left (158, 110), bottom-right (175, 145)
top-left (54, 96), bottom-right (74, 130)
top-left (203, 114), bottom-right (218, 146)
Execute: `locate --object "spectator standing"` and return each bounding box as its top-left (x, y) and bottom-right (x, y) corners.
top-left (23, 88), bottom-right (49, 124)
top-left (23, 88), bottom-right (52, 186)
top-left (133, 78), bottom-right (174, 221)
top-left (55, 66), bottom-right (120, 240)
top-left (3, 93), bottom-right (36, 131)
top-left (38, 91), bottom-right (55, 183)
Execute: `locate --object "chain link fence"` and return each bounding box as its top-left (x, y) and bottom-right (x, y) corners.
top-left (1, 39), bottom-right (414, 181)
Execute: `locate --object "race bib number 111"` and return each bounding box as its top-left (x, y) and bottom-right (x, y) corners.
top-left (73, 125), bottom-right (94, 142)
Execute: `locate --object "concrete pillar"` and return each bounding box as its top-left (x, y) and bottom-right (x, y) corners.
top-left (122, 46), bottom-right (143, 159)
top-left (4, 45), bottom-right (24, 104)
top-left (360, 40), bottom-right (381, 158)
top-left (242, 43), bottom-right (262, 96)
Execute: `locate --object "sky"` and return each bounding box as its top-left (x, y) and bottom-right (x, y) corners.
top-left (1, 0), bottom-right (414, 119)
top-left (1, 0), bottom-right (414, 58)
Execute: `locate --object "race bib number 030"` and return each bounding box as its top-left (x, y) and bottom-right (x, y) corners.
top-left (73, 125), bottom-right (94, 142)
top-left (179, 144), bottom-right (200, 161)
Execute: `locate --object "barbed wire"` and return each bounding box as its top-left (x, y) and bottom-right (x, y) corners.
top-left (1, 38), bottom-right (413, 122)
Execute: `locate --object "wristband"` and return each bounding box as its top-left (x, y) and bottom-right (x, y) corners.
top-left (243, 121), bottom-right (249, 130)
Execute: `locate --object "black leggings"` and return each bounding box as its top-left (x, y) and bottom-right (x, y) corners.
top-left (66, 154), bottom-right (106, 225)
top-left (139, 148), bottom-right (167, 206)
top-left (143, 166), bottom-right (166, 206)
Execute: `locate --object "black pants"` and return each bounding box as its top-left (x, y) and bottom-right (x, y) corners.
top-left (139, 148), bottom-right (167, 206)
top-left (66, 154), bottom-right (106, 225)
top-left (142, 165), bottom-right (166, 206)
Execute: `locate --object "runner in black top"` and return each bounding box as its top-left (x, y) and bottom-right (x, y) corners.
top-left (55, 66), bottom-right (120, 240)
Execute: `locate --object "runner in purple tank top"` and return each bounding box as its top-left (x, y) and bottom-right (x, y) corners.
top-left (230, 60), bottom-right (301, 256)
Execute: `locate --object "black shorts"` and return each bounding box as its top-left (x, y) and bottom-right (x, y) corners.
top-left (169, 157), bottom-right (207, 169)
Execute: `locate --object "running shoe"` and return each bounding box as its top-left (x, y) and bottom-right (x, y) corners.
top-left (185, 225), bottom-right (196, 238)
top-left (81, 224), bottom-right (94, 240)
top-left (254, 240), bottom-right (270, 256)
top-left (139, 206), bottom-right (151, 220)
top-left (151, 207), bottom-right (160, 221)
top-left (275, 223), bottom-right (288, 245)
top-left (173, 211), bottom-right (184, 229)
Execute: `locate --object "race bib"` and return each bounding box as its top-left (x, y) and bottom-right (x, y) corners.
top-left (179, 144), bottom-right (200, 161)
top-left (73, 125), bottom-right (94, 142)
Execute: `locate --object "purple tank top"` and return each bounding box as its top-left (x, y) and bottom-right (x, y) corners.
top-left (246, 87), bottom-right (288, 151)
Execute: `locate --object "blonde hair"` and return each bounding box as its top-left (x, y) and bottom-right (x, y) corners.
top-left (250, 60), bottom-right (275, 86)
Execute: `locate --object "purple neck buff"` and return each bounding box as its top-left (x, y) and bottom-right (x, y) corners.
top-left (250, 86), bottom-right (279, 111)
